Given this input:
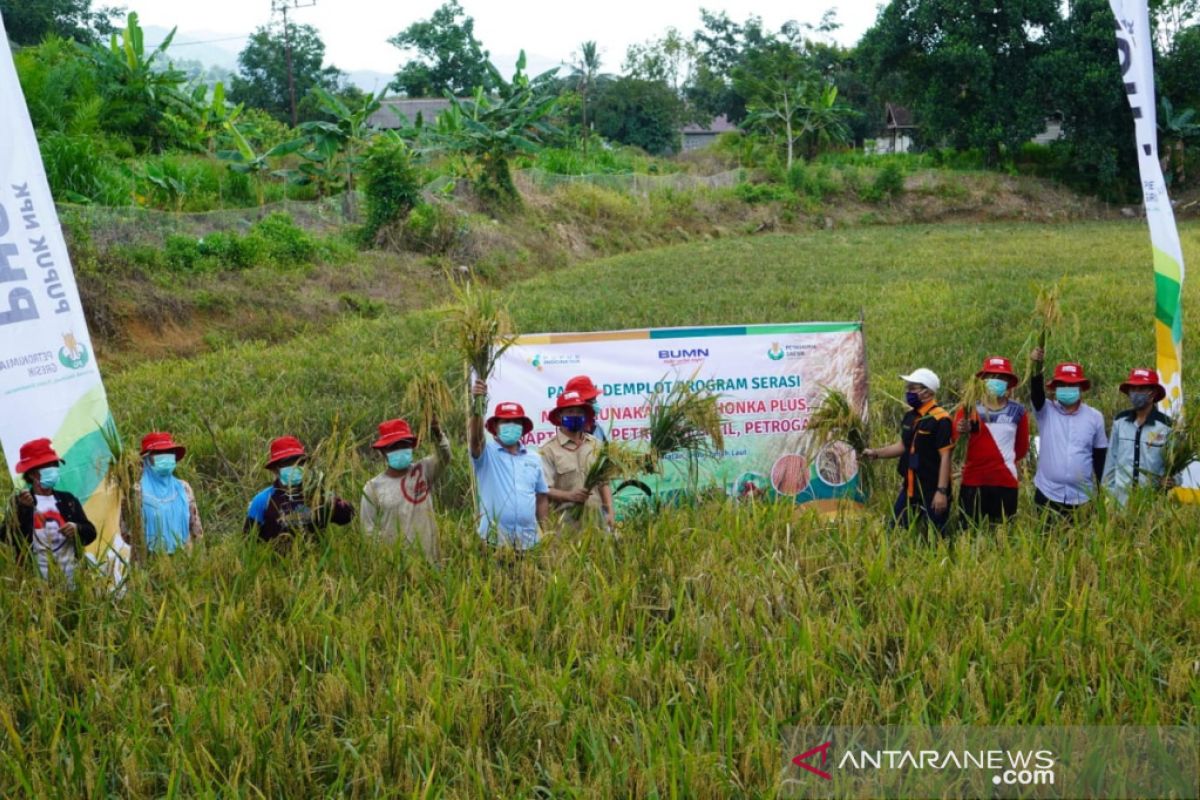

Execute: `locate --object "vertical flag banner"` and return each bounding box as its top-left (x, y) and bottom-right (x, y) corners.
top-left (1111, 0), bottom-right (1186, 412)
top-left (489, 322), bottom-right (869, 516)
top-left (0, 13), bottom-right (122, 557)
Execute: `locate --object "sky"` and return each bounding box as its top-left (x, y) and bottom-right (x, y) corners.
top-left (132, 0), bottom-right (883, 88)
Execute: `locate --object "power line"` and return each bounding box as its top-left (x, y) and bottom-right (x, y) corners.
top-left (145, 34), bottom-right (252, 49)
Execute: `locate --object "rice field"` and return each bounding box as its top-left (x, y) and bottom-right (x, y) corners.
top-left (1, 220), bottom-right (1198, 797)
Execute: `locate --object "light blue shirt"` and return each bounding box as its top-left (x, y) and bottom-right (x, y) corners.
top-left (1034, 400), bottom-right (1108, 504)
top-left (247, 486), bottom-right (274, 524)
top-left (472, 440), bottom-right (547, 549)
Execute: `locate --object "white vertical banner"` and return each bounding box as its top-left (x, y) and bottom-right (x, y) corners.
top-left (1110, 0), bottom-right (1186, 414)
top-left (0, 13), bottom-right (123, 560)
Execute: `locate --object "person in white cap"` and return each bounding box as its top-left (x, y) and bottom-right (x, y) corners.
top-left (863, 368), bottom-right (954, 535)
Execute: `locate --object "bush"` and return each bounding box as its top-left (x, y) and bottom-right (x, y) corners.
top-left (862, 162), bottom-right (906, 203)
top-left (734, 181), bottom-right (794, 205)
top-left (39, 133), bottom-right (132, 205)
top-left (249, 213), bottom-right (319, 266)
top-left (400, 202), bottom-right (462, 255)
top-left (361, 134), bottom-right (422, 242)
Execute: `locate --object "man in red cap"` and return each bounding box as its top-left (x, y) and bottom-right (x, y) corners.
top-left (243, 436), bottom-right (354, 543)
top-left (1101, 367), bottom-right (1174, 506)
top-left (361, 416), bottom-right (451, 559)
top-left (541, 389), bottom-right (614, 528)
top-left (136, 432), bottom-right (203, 555)
top-left (4, 438), bottom-right (97, 587)
top-left (469, 380), bottom-right (548, 549)
top-left (953, 356), bottom-right (1030, 524)
top-left (565, 375), bottom-right (607, 442)
top-left (1030, 347), bottom-right (1108, 515)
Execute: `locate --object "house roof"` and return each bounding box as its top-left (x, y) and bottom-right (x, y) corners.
top-left (885, 103), bottom-right (916, 130)
top-left (368, 97), bottom-right (458, 129)
top-left (681, 114), bottom-right (738, 135)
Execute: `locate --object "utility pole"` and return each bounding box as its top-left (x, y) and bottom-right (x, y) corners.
top-left (271, 0), bottom-right (316, 127)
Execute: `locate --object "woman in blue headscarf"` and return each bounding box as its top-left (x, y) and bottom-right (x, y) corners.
top-left (137, 432), bottom-right (202, 554)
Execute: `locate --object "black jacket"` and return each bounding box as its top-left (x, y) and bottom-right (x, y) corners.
top-left (3, 490), bottom-right (98, 556)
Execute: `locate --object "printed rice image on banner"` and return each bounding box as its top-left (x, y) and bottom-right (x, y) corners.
top-left (489, 322), bottom-right (869, 518)
top-left (0, 13), bottom-right (126, 571)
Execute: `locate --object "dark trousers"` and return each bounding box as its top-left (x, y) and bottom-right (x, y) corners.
top-left (959, 485), bottom-right (1019, 525)
top-left (1034, 488), bottom-right (1086, 518)
top-left (892, 491), bottom-right (950, 536)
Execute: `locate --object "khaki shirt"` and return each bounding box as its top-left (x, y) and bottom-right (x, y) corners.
top-left (361, 431), bottom-right (451, 560)
top-left (540, 430), bottom-right (602, 516)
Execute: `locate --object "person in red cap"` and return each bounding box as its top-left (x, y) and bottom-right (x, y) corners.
top-left (565, 375), bottom-right (607, 442)
top-left (360, 416), bottom-right (451, 559)
top-left (541, 389), bottom-right (614, 528)
top-left (1030, 347), bottom-right (1108, 515)
top-left (243, 436), bottom-right (354, 543)
top-left (469, 380), bottom-right (548, 549)
top-left (3, 438), bottom-right (96, 587)
top-left (136, 432), bottom-right (202, 554)
top-left (952, 356), bottom-right (1030, 524)
top-left (1101, 367), bottom-right (1174, 506)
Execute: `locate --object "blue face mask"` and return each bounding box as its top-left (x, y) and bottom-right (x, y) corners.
top-left (1055, 386), bottom-right (1081, 406)
top-left (37, 466), bottom-right (61, 489)
top-left (278, 465), bottom-right (304, 487)
top-left (386, 448), bottom-right (414, 470)
top-left (985, 378), bottom-right (1009, 399)
top-left (560, 414), bottom-right (587, 433)
top-left (151, 453), bottom-right (177, 477)
top-left (497, 422), bottom-right (524, 446)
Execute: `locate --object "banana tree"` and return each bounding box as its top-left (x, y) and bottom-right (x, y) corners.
top-left (217, 120), bottom-right (304, 206)
top-left (288, 88), bottom-right (383, 215)
top-left (430, 51), bottom-right (561, 208)
top-left (1159, 97), bottom-right (1199, 187)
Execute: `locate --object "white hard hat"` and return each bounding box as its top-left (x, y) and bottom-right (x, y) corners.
top-left (899, 368), bottom-right (940, 393)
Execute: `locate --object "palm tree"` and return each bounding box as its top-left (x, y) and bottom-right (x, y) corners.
top-left (567, 41), bottom-right (601, 147)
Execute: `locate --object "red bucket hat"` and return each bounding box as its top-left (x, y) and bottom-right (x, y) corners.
top-left (265, 436), bottom-right (307, 469)
top-left (14, 438), bottom-right (62, 475)
top-left (372, 418), bottom-right (417, 450)
top-left (485, 401), bottom-right (534, 436)
top-left (565, 375), bottom-right (603, 401)
top-left (975, 355), bottom-right (1019, 388)
top-left (1047, 362), bottom-right (1091, 390)
top-left (140, 431), bottom-right (186, 460)
top-left (1119, 367), bottom-right (1166, 402)
top-left (548, 389), bottom-right (596, 426)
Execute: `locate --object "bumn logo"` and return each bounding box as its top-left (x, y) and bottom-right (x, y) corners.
top-left (58, 332), bottom-right (88, 370)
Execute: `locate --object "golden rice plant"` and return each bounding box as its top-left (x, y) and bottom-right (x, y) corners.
top-left (99, 421), bottom-right (145, 564)
top-left (444, 280), bottom-right (518, 417)
top-left (1162, 404), bottom-right (1200, 483)
top-left (1034, 283), bottom-right (1063, 354)
top-left (643, 377), bottom-right (725, 472)
top-left (402, 357), bottom-right (455, 444)
top-left (806, 386), bottom-right (870, 455)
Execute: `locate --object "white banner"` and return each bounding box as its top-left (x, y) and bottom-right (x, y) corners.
top-left (1110, 0), bottom-right (1186, 413)
top-left (0, 13), bottom-right (120, 554)
top-left (489, 322), bottom-right (869, 514)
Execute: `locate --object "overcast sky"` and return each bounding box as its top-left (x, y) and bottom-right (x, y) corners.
top-left (132, 1), bottom-right (883, 85)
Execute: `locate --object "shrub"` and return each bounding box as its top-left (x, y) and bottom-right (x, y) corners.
top-left (361, 134), bottom-right (422, 242)
top-left (39, 133), bottom-right (132, 205)
top-left (400, 202), bottom-right (462, 255)
top-left (248, 213), bottom-right (319, 266)
top-left (163, 235), bottom-right (205, 272)
top-left (862, 162), bottom-right (906, 203)
top-left (734, 181), bottom-right (794, 205)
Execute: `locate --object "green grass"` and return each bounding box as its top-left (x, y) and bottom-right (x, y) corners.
top-left (2, 220), bottom-right (1199, 796)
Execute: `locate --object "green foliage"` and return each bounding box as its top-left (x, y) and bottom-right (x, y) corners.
top-left (388, 0), bottom-right (491, 97)
top-left (431, 52), bottom-right (561, 209)
top-left (38, 132), bottom-right (132, 205)
top-left (0, 0), bottom-right (120, 45)
top-left (229, 23), bottom-right (346, 126)
top-left (361, 132), bottom-right (423, 241)
top-left (525, 145), bottom-right (675, 176)
top-left (866, 161), bottom-right (906, 202)
top-left (153, 214), bottom-right (325, 273)
top-left (733, 180), bottom-right (794, 204)
top-left (591, 77), bottom-right (683, 156)
top-left (399, 202), bottom-right (462, 254)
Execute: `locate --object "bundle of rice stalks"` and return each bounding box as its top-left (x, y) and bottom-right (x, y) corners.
top-left (1034, 283), bottom-right (1063, 354)
top-left (444, 280), bottom-right (517, 417)
top-left (99, 421), bottom-right (145, 564)
top-left (569, 441), bottom-right (641, 521)
top-left (806, 387), bottom-right (869, 454)
top-left (1162, 405), bottom-right (1200, 482)
top-left (643, 378), bottom-right (725, 472)
top-left (956, 376), bottom-right (988, 428)
top-left (403, 358), bottom-right (455, 444)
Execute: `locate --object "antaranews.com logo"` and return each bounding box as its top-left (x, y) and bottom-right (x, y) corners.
top-left (780, 726), bottom-right (1198, 799)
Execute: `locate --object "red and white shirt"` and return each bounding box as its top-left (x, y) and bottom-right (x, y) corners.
top-left (952, 401), bottom-right (1030, 488)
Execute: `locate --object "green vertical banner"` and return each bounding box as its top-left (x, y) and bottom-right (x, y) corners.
top-left (1111, 0), bottom-right (1186, 412)
top-left (0, 12), bottom-right (128, 575)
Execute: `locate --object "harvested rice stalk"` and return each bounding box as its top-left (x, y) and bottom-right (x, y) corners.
top-left (445, 281), bottom-right (517, 417)
top-left (99, 421), bottom-right (144, 564)
top-left (643, 377), bottom-right (724, 472)
top-left (806, 387), bottom-right (869, 455)
top-left (1162, 405), bottom-right (1200, 482)
top-left (403, 359), bottom-right (455, 444)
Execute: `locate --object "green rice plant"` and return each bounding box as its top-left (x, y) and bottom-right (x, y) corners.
top-left (444, 280), bottom-right (518, 417)
top-left (1162, 404), bottom-right (1200, 481)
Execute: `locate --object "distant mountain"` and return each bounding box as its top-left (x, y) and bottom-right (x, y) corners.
top-left (144, 24), bottom-right (245, 71)
top-left (345, 69), bottom-right (394, 93)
